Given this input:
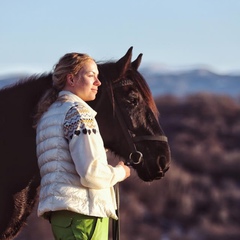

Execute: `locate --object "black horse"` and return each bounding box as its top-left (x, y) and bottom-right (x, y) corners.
top-left (0, 47), bottom-right (170, 240)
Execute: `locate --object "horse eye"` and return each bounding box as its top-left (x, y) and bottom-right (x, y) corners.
top-left (127, 96), bottom-right (138, 106)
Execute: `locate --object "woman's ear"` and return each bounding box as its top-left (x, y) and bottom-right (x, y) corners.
top-left (66, 74), bottom-right (74, 86)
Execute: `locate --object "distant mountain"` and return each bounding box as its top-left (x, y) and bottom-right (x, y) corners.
top-left (1, 68), bottom-right (240, 97)
top-left (140, 67), bottom-right (240, 97)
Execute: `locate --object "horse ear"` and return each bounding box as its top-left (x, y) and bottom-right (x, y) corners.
top-left (132, 53), bottom-right (143, 70)
top-left (116, 46), bottom-right (133, 76)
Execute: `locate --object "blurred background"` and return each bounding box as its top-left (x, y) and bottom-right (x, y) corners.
top-left (1, 1), bottom-right (240, 239)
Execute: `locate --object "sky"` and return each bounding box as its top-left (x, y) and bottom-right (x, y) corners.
top-left (0, 0), bottom-right (240, 76)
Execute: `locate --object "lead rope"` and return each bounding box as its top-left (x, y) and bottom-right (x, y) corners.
top-left (113, 183), bottom-right (120, 240)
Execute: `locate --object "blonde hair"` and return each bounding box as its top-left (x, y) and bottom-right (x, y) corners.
top-left (34, 53), bottom-right (94, 126)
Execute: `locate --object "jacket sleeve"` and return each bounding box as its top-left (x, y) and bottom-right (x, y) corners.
top-left (63, 105), bottom-right (126, 189)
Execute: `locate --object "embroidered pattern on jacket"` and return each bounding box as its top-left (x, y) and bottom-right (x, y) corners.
top-left (63, 105), bottom-right (97, 140)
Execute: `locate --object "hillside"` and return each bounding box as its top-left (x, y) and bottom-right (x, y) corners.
top-left (15, 93), bottom-right (240, 240)
top-left (140, 67), bottom-right (240, 97)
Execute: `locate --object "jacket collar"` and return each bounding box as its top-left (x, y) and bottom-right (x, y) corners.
top-left (58, 90), bottom-right (97, 117)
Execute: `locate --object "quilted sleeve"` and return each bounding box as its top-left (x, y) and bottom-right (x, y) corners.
top-left (63, 105), bottom-right (126, 189)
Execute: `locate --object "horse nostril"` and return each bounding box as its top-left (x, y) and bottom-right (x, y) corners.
top-left (157, 155), bottom-right (166, 169)
top-left (157, 155), bottom-right (170, 176)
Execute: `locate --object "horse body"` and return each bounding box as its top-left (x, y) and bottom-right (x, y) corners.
top-left (0, 47), bottom-right (170, 239)
top-left (0, 75), bottom-right (52, 239)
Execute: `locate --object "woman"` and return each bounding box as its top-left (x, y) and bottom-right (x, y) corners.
top-left (35, 53), bottom-right (131, 240)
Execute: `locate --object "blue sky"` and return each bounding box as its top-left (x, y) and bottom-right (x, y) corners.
top-left (0, 0), bottom-right (240, 75)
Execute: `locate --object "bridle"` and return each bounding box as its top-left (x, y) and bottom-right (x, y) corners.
top-left (112, 79), bottom-right (168, 166)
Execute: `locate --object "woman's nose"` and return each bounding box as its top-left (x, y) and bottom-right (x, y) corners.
top-left (95, 78), bottom-right (101, 86)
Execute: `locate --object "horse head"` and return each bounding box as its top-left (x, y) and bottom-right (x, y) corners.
top-left (91, 47), bottom-right (171, 181)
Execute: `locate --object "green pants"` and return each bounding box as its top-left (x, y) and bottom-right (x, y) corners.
top-left (50, 210), bottom-right (109, 240)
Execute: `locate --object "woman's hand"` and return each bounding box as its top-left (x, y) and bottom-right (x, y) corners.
top-left (117, 161), bottom-right (131, 179)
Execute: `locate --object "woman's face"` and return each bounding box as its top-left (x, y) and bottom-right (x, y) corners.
top-left (68, 60), bottom-right (101, 101)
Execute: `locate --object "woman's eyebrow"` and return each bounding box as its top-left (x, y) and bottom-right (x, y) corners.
top-left (87, 71), bottom-right (99, 76)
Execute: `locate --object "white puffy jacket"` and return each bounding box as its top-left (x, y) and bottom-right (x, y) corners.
top-left (36, 91), bottom-right (125, 219)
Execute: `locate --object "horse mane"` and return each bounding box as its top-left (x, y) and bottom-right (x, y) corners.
top-left (0, 73), bottom-right (51, 92)
top-left (0, 73), bottom-right (52, 121)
